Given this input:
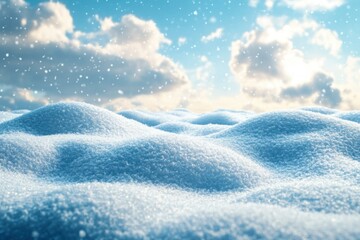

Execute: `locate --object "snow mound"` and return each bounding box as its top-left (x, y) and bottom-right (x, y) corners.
top-left (118, 110), bottom-right (174, 126)
top-left (155, 121), bottom-right (226, 135)
top-left (189, 110), bottom-right (251, 125)
top-left (300, 106), bottom-right (338, 115)
top-left (1, 102), bottom-right (360, 239)
top-left (212, 110), bottom-right (360, 178)
top-left (214, 110), bottom-right (341, 137)
top-left (54, 135), bottom-right (270, 190)
top-left (0, 112), bottom-right (20, 123)
top-left (0, 133), bottom-right (270, 191)
top-left (335, 111), bottom-right (360, 124)
top-left (0, 102), bottom-right (149, 136)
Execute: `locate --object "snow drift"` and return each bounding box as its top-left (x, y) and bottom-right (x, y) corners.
top-left (1, 102), bottom-right (360, 239)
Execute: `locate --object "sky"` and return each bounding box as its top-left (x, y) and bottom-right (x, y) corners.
top-left (0, 0), bottom-right (359, 112)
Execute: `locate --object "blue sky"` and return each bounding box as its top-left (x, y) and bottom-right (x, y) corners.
top-left (1, 0), bottom-right (360, 111)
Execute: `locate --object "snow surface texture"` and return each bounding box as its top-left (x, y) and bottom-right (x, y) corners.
top-left (1, 102), bottom-right (360, 239)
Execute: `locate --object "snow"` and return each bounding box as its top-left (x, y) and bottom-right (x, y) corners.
top-left (0, 102), bottom-right (360, 239)
top-left (0, 102), bottom-right (150, 136)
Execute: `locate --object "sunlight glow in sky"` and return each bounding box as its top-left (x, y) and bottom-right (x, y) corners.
top-left (1, 0), bottom-right (359, 111)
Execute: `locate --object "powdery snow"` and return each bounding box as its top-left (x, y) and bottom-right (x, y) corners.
top-left (0, 102), bottom-right (360, 239)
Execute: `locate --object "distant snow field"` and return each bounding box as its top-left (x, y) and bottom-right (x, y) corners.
top-left (1, 102), bottom-right (360, 239)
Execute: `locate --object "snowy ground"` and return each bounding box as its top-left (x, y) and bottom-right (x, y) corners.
top-left (1, 102), bottom-right (360, 239)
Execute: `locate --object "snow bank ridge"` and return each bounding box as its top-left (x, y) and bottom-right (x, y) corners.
top-left (1, 102), bottom-right (360, 239)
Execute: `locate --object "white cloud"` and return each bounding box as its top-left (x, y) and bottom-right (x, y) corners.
top-left (282, 0), bottom-right (345, 11)
top-left (29, 2), bottom-right (74, 43)
top-left (0, 87), bottom-right (48, 111)
top-left (345, 57), bottom-right (360, 85)
top-left (195, 56), bottom-right (213, 82)
top-left (11, 0), bottom-right (26, 7)
top-left (99, 14), bottom-right (172, 59)
top-left (281, 73), bottom-right (341, 107)
top-left (229, 16), bottom-right (343, 108)
top-left (231, 17), bottom-right (320, 84)
top-left (265, 0), bottom-right (275, 9)
top-left (249, 0), bottom-right (344, 11)
top-left (95, 15), bottom-right (116, 31)
top-left (337, 56), bottom-right (360, 109)
top-left (311, 29), bottom-right (342, 56)
top-left (0, 0), bottom-right (189, 108)
top-left (249, 0), bottom-right (275, 9)
top-left (201, 28), bottom-right (223, 43)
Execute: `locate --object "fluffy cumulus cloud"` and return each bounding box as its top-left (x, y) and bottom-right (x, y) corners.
top-left (249, 0), bottom-right (274, 9)
top-left (0, 0), bottom-right (189, 109)
top-left (195, 56), bottom-right (213, 82)
top-left (311, 29), bottom-right (342, 56)
top-left (201, 28), bottom-right (223, 43)
top-left (345, 57), bottom-right (360, 85)
top-left (0, 87), bottom-right (47, 110)
top-left (339, 56), bottom-right (360, 109)
top-left (282, 0), bottom-right (345, 11)
top-left (29, 1), bottom-right (74, 43)
top-left (229, 16), bottom-right (346, 108)
top-left (249, 0), bottom-right (345, 11)
top-left (265, 0), bottom-right (275, 9)
top-left (95, 14), bottom-right (172, 59)
top-left (281, 73), bottom-right (341, 107)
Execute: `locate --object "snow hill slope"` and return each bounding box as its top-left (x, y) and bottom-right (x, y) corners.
top-left (1, 102), bottom-right (360, 239)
